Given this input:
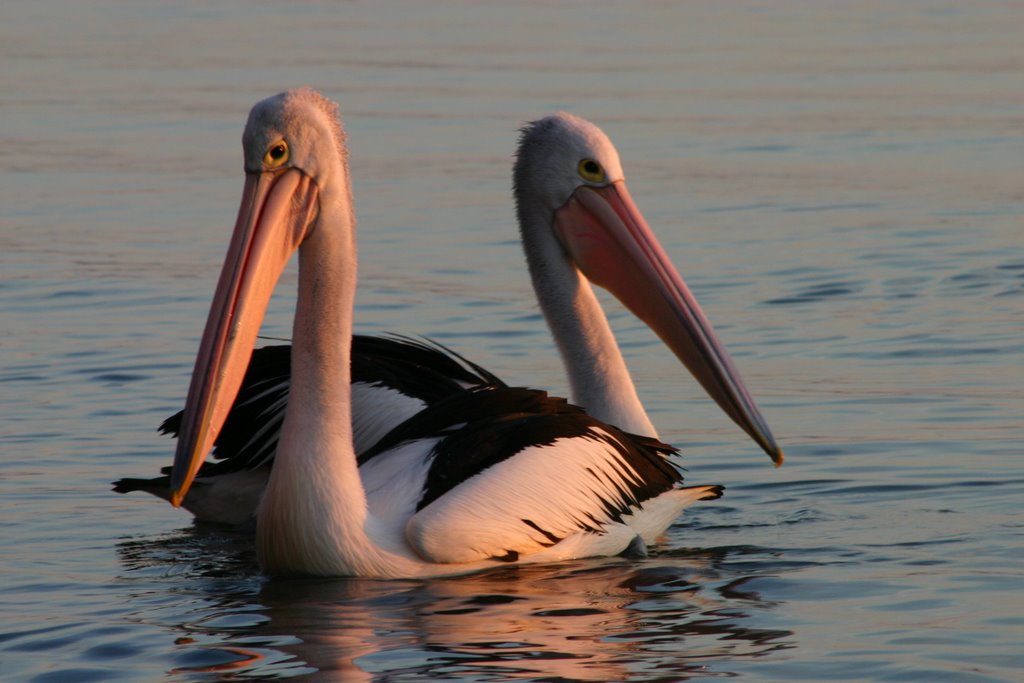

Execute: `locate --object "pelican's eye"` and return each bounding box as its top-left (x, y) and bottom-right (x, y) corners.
top-left (577, 158), bottom-right (606, 183)
top-left (264, 140), bottom-right (290, 168)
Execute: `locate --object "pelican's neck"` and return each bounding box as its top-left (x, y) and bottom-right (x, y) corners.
top-left (519, 205), bottom-right (657, 438)
top-left (256, 183), bottom-right (409, 577)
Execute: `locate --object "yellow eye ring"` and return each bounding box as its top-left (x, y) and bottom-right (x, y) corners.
top-left (264, 140), bottom-right (289, 168)
top-left (577, 158), bottom-right (606, 183)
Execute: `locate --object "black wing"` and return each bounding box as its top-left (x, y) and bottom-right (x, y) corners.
top-left (155, 334), bottom-right (507, 475)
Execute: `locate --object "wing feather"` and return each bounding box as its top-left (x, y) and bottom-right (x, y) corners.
top-left (381, 388), bottom-right (684, 564)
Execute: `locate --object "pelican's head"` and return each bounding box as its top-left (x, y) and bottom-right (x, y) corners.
top-left (241, 88), bottom-right (350, 198)
top-left (514, 112), bottom-right (626, 217)
top-left (514, 113), bottom-right (783, 465)
top-left (170, 88), bottom-right (350, 505)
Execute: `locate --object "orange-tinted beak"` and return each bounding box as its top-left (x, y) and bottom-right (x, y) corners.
top-left (553, 181), bottom-right (783, 465)
top-left (170, 169), bottom-right (319, 505)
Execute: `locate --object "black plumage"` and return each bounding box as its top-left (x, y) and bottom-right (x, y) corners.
top-left (114, 334), bottom-right (505, 492)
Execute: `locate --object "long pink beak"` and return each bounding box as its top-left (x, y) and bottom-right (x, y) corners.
top-left (169, 169), bottom-right (319, 506)
top-left (554, 181), bottom-right (783, 465)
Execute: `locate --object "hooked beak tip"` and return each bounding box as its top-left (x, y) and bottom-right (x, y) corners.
top-left (169, 482), bottom-right (187, 508)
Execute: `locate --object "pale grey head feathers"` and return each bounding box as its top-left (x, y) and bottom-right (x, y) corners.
top-left (242, 87), bottom-right (348, 179)
top-left (513, 112), bottom-right (625, 218)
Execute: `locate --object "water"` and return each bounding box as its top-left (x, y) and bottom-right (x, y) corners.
top-left (2, 1), bottom-right (1022, 680)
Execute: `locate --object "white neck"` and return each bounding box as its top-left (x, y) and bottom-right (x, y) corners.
top-left (519, 204), bottom-right (657, 438)
top-left (255, 183), bottom-right (418, 577)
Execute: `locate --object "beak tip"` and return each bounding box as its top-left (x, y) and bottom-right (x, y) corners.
top-left (168, 465), bottom-right (190, 508)
top-left (169, 488), bottom-right (184, 508)
top-left (770, 446), bottom-right (785, 467)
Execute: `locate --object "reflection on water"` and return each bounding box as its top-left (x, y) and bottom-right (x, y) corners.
top-left (116, 530), bottom-right (794, 680)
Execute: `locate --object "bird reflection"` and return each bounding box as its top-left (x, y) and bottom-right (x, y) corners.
top-left (116, 529), bottom-right (794, 681)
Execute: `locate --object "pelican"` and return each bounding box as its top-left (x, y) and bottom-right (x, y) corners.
top-left (169, 88), bottom-right (778, 577)
top-left (513, 111), bottom-right (778, 453)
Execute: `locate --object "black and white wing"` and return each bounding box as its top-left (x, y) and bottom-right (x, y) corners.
top-left (357, 387), bottom-right (722, 564)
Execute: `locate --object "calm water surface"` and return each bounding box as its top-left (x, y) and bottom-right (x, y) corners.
top-left (2, 1), bottom-right (1022, 681)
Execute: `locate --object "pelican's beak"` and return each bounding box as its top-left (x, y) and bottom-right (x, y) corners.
top-left (169, 169), bottom-right (319, 505)
top-left (553, 181), bottom-right (783, 465)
